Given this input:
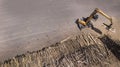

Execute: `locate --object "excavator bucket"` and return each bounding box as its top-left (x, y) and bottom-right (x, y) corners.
top-left (103, 23), bottom-right (116, 33)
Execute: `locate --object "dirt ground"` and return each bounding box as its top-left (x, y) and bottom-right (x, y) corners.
top-left (0, 32), bottom-right (120, 67)
top-left (0, 0), bottom-right (120, 63)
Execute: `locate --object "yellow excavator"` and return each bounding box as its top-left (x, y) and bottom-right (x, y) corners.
top-left (75, 8), bottom-right (113, 34)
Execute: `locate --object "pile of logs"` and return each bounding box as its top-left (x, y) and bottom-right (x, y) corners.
top-left (0, 32), bottom-right (120, 67)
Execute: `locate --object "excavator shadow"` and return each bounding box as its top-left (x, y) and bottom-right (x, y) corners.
top-left (100, 36), bottom-right (120, 61)
top-left (91, 27), bottom-right (102, 34)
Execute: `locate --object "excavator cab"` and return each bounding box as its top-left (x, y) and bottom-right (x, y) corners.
top-left (75, 14), bottom-right (98, 30)
top-left (92, 14), bottom-right (99, 21)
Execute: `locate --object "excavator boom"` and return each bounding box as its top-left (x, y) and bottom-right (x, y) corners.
top-left (86, 8), bottom-right (112, 25)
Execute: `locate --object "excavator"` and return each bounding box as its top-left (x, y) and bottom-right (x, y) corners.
top-left (75, 8), bottom-right (113, 34)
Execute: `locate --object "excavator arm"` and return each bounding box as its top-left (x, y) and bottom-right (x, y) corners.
top-left (95, 8), bottom-right (113, 30)
top-left (78, 8), bottom-right (113, 30)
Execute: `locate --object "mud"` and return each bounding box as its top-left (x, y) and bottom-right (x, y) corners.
top-left (0, 0), bottom-right (120, 66)
top-left (0, 0), bottom-right (120, 62)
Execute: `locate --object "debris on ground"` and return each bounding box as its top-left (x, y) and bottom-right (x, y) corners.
top-left (0, 32), bottom-right (120, 67)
